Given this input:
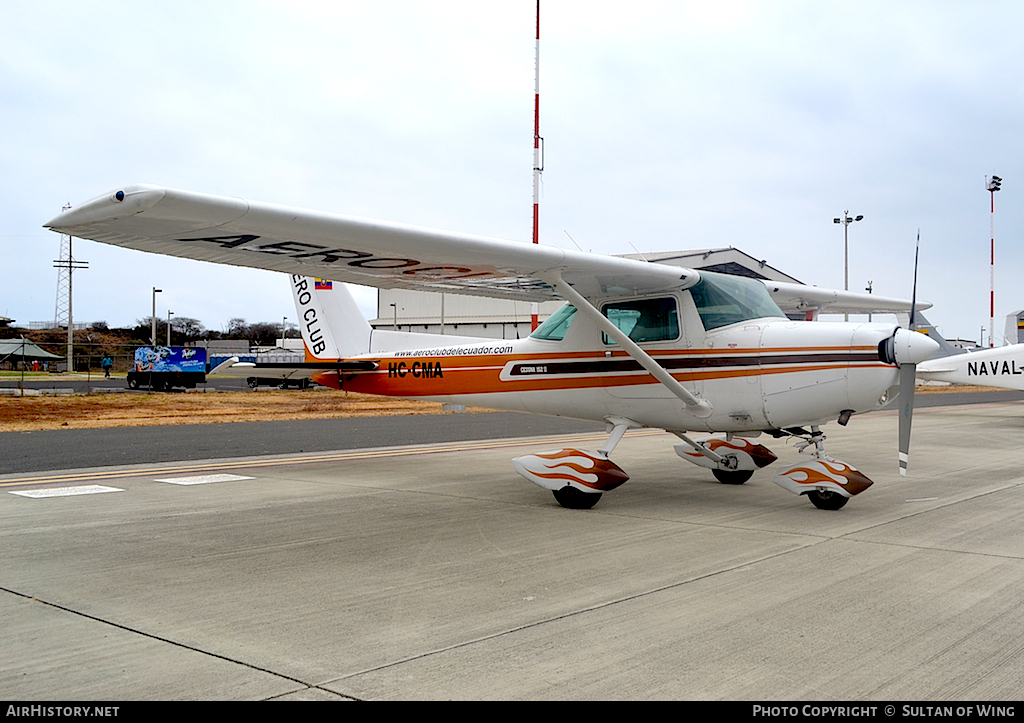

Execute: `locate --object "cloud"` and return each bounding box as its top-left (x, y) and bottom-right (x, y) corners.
top-left (3, 1), bottom-right (1023, 343)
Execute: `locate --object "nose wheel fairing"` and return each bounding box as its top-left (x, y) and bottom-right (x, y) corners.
top-left (673, 436), bottom-right (778, 473)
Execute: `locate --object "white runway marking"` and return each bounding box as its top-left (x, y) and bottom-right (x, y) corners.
top-left (10, 485), bottom-right (124, 498)
top-left (155, 473), bottom-right (255, 486)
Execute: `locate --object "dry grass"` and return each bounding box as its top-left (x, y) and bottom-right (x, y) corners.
top-left (0, 383), bottom-right (1002, 433)
top-left (914, 384), bottom-right (1001, 394)
top-left (0, 389), bottom-right (479, 432)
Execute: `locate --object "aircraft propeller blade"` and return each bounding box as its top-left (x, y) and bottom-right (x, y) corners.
top-left (899, 232), bottom-right (922, 477)
top-left (898, 361), bottom-right (916, 476)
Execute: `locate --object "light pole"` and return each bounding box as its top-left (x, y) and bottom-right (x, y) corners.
top-left (167, 310), bottom-right (173, 346)
top-left (282, 316), bottom-right (287, 345)
top-left (151, 288), bottom-right (162, 346)
top-left (833, 211), bottom-right (864, 321)
top-left (986, 175), bottom-right (1002, 347)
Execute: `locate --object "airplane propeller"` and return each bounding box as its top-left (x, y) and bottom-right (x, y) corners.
top-left (886, 231), bottom-right (936, 476)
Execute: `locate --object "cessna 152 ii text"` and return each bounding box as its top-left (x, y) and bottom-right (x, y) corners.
top-left (46, 185), bottom-right (939, 510)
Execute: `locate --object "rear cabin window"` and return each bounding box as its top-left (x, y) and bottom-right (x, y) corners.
top-left (689, 271), bottom-right (786, 331)
top-left (601, 297), bottom-right (679, 344)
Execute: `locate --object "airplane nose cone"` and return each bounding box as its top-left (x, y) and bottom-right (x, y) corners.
top-left (892, 328), bottom-right (940, 366)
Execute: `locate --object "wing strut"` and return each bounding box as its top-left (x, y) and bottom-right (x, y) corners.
top-left (540, 271), bottom-right (714, 419)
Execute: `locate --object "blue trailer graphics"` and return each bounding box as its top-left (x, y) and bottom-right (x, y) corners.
top-left (128, 347), bottom-right (207, 390)
top-left (133, 346), bottom-right (206, 373)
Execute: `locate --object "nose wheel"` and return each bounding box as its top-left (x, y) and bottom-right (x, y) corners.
top-left (712, 468), bottom-right (754, 485)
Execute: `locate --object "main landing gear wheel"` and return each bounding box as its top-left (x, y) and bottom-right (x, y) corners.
top-left (553, 486), bottom-right (602, 510)
top-left (807, 489), bottom-right (849, 510)
top-left (712, 469), bottom-right (754, 485)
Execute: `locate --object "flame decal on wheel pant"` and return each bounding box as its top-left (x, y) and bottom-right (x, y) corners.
top-left (675, 436), bottom-right (778, 471)
top-left (511, 449), bottom-right (630, 492)
top-left (773, 458), bottom-right (873, 496)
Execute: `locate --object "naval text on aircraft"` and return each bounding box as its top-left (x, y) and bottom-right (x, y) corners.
top-left (967, 359), bottom-right (1024, 377)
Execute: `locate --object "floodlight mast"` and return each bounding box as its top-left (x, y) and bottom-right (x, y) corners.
top-left (530, 1), bottom-right (543, 331)
top-left (986, 175), bottom-right (1002, 347)
top-left (151, 288), bottom-right (162, 346)
top-left (832, 211), bottom-right (864, 321)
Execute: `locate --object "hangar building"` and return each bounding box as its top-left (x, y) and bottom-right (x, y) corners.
top-left (370, 247), bottom-right (803, 339)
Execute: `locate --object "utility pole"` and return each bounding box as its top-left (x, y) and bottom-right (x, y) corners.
top-left (151, 288), bottom-right (162, 346)
top-left (53, 203), bottom-right (88, 373)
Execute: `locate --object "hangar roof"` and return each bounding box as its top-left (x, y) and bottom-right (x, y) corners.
top-left (619, 247), bottom-right (803, 284)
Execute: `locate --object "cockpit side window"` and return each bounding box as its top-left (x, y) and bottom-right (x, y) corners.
top-left (530, 303), bottom-right (577, 341)
top-left (601, 297), bottom-right (679, 344)
top-left (689, 271), bottom-right (786, 331)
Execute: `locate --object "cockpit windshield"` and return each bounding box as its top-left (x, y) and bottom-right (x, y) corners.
top-left (530, 303), bottom-right (577, 341)
top-left (689, 271), bottom-right (786, 330)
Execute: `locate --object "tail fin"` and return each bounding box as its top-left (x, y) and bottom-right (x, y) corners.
top-left (911, 311), bottom-right (966, 359)
top-left (290, 276), bottom-right (371, 360)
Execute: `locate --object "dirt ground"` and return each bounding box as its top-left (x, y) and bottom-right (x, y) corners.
top-left (0, 382), bottom-right (998, 433)
top-left (0, 388), bottom-right (483, 432)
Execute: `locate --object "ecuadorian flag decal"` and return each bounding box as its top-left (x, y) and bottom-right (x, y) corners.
top-left (314, 279), bottom-right (333, 290)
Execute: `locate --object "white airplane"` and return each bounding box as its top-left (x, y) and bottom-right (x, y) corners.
top-left (46, 184), bottom-right (939, 510)
top-left (915, 313), bottom-right (1024, 391)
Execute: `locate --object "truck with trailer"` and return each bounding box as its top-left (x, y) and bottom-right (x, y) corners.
top-left (127, 346), bottom-right (207, 390)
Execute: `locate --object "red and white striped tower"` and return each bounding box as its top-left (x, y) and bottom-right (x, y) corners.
top-left (531, 0), bottom-right (542, 331)
top-left (986, 175), bottom-right (1002, 347)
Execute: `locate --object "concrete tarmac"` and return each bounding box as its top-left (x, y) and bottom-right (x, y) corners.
top-left (2, 402), bottom-right (1024, 700)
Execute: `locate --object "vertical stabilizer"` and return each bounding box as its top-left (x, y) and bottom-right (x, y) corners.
top-left (913, 312), bottom-right (967, 359)
top-left (290, 276), bottom-right (371, 360)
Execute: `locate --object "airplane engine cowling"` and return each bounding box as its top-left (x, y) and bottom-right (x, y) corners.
top-left (512, 449), bottom-right (629, 493)
top-left (879, 328), bottom-right (940, 367)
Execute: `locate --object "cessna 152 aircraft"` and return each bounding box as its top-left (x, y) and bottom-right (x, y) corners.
top-left (46, 184), bottom-right (938, 510)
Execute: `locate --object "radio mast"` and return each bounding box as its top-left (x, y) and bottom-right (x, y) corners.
top-left (531, 0), bottom-right (542, 330)
top-left (53, 203), bottom-right (88, 371)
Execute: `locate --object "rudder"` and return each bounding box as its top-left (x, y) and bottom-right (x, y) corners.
top-left (290, 276), bottom-right (371, 360)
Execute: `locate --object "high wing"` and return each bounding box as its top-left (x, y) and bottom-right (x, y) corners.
top-left (44, 184), bottom-right (694, 302)
top-left (766, 280), bottom-right (930, 316)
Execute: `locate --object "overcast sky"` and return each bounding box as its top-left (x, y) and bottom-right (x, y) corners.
top-left (3, 1), bottom-right (1022, 343)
